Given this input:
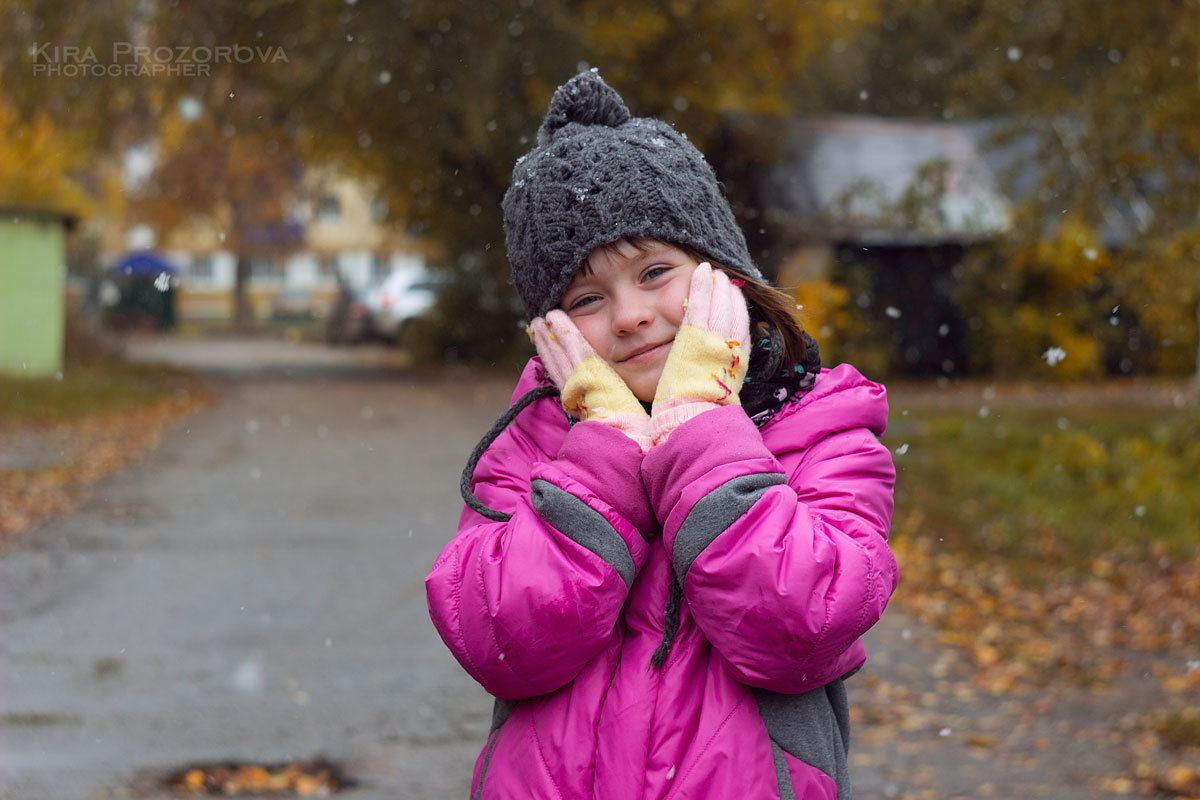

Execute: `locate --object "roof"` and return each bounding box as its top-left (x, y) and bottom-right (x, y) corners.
top-left (108, 250), bottom-right (180, 277)
top-left (743, 115), bottom-right (1016, 246)
top-left (0, 206), bottom-right (79, 231)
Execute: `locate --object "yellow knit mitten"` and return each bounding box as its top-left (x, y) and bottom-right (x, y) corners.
top-left (530, 310), bottom-right (652, 451)
top-left (650, 263), bottom-right (750, 445)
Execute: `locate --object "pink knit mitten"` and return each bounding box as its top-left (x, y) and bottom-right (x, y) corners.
top-left (530, 309), bottom-right (652, 452)
top-left (649, 263), bottom-right (750, 446)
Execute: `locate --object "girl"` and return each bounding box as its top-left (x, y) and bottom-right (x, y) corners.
top-left (426, 69), bottom-right (898, 800)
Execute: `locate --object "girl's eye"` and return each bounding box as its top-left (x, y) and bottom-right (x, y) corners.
top-left (643, 266), bottom-right (670, 282)
top-left (568, 294), bottom-right (599, 310)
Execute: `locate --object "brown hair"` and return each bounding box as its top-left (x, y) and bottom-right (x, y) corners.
top-left (589, 236), bottom-right (809, 369)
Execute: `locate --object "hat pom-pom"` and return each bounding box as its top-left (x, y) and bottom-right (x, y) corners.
top-left (538, 69), bottom-right (631, 145)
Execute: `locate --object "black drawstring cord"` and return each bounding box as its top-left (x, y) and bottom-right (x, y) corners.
top-left (460, 384), bottom-right (560, 522)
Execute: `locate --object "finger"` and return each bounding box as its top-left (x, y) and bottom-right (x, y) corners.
top-left (729, 279), bottom-right (751, 347)
top-left (708, 268), bottom-right (733, 337)
top-left (686, 262), bottom-right (713, 327)
top-left (530, 317), bottom-right (569, 387)
top-left (539, 318), bottom-right (577, 390)
top-left (545, 309), bottom-right (593, 364)
top-left (528, 317), bottom-right (552, 358)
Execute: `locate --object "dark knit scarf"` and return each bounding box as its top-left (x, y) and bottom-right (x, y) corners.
top-left (742, 328), bottom-right (822, 427)
top-left (459, 329), bottom-right (824, 669)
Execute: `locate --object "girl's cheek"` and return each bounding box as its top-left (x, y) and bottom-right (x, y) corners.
top-left (575, 321), bottom-right (608, 356)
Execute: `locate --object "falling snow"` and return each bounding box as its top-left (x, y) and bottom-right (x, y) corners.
top-left (1042, 347), bottom-right (1067, 366)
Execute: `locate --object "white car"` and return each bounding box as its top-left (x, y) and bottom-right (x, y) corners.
top-left (361, 265), bottom-right (439, 341)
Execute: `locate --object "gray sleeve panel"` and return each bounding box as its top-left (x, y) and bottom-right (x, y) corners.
top-left (490, 698), bottom-right (516, 732)
top-left (529, 479), bottom-right (636, 590)
top-left (755, 679), bottom-right (853, 800)
top-left (672, 473), bottom-right (787, 580)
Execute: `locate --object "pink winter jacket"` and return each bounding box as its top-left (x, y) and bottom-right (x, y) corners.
top-left (426, 358), bottom-right (898, 799)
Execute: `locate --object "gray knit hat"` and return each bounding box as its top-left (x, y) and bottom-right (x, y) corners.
top-left (503, 68), bottom-right (765, 320)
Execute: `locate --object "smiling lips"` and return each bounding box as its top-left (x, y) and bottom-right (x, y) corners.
top-left (619, 341), bottom-right (670, 364)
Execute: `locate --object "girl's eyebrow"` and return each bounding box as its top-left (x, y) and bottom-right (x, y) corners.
top-left (565, 271), bottom-right (597, 291)
top-left (623, 247), bottom-right (675, 269)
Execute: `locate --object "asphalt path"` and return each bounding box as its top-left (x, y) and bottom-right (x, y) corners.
top-left (2, 342), bottom-right (506, 799)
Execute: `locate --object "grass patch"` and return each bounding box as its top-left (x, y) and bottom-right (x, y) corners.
top-left (0, 361), bottom-right (195, 425)
top-left (885, 404), bottom-right (1200, 574)
top-left (0, 712), bottom-right (83, 727)
top-left (1, 326), bottom-right (211, 537)
top-left (1, 315), bottom-right (205, 426)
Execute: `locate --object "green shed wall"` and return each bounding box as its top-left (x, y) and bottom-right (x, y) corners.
top-left (0, 216), bottom-right (67, 377)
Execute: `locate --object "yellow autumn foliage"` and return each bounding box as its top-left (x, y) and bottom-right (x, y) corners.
top-left (0, 83), bottom-right (94, 216)
top-left (576, 0), bottom-right (883, 121)
top-left (788, 278), bottom-right (852, 356)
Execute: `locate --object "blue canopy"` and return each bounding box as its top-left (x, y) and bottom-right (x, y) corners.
top-left (108, 250), bottom-right (180, 278)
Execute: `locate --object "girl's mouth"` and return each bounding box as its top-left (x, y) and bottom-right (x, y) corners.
top-left (621, 342), bottom-right (670, 364)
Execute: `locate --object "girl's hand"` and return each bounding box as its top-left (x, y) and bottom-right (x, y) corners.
top-left (529, 309), bottom-right (652, 452)
top-left (649, 263), bottom-right (750, 446)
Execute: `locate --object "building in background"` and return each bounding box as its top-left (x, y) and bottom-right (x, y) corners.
top-left (96, 165), bottom-right (431, 323)
top-left (739, 115), bottom-right (1016, 375)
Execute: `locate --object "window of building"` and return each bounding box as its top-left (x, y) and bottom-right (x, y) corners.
top-left (318, 254), bottom-right (339, 276)
top-left (250, 255), bottom-right (286, 281)
top-left (315, 195), bottom-right (341, 222)
top-left (191, 254), bottom-right (213, 281)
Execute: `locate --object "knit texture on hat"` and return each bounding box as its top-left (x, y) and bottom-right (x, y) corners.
top-left (503, 68), bottom-right (764, 320)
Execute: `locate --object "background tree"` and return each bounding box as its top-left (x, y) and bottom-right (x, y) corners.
top-left (130, 80), bottom-right (305, 328)
top-left (0, 0), bottom-right (152, 178)
top-left (8, 0), bottom-right (1194, 380)
top-left (921, 0), bottom-right (1199, 382)
top-left (145, 0), bottom-right (583, 361)
top-left (0, 81), bottom-right (97, 215)
top-left (147, 0), bottom-right (879, 364)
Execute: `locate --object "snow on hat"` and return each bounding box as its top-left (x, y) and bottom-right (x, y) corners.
top-left (502, 68), bottom-right (764, 321)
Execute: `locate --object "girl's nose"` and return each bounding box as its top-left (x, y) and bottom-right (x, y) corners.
top-left (611, 293), bottom-right (653, 334)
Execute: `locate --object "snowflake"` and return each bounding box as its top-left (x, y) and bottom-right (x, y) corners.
top-left (1042, 347), bottom-right (1067, 366)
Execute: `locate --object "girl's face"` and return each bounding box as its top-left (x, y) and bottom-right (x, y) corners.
top-left (560, 239), bottom-right (700, 402)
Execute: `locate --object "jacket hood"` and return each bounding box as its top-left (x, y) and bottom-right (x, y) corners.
top-left (508, 357), bottom-right (570, 447)
top-left (758, 362), bottom-right (888, 451)
top-left (512, 355), bottom-right (554, 398)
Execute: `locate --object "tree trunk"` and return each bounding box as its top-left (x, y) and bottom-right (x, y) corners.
top-left (234, 253), bottom-right (253, 330)
top-left (1192, 301), bottom-right (1200, 404)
